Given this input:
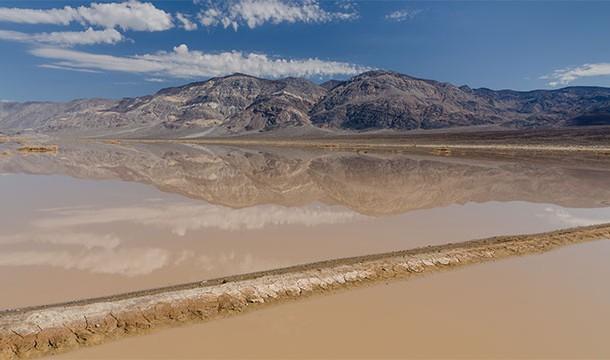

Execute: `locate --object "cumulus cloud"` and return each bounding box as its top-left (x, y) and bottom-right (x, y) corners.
top-left (197, 0), bottom-right (358, 30)
top-left (0, 6), bottom-right (77, 26)
top-left (0, 28), bottom-right (123, 46)
top-left (176, 12), bottom-right (198, 31)
top-left (543, 63), bottom-right (610, 86)
top-left (31, 43), bottom-right (368, 78)
top-left (385, 9), bottom-right (422, 22)
top-left (0, 0), bottom-right (173, 31)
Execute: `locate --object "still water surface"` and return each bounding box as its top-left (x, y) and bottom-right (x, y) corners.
top-left (1, 142), bottom-right (610, 309)
top-left (57, 240), bottom-right (610, 359)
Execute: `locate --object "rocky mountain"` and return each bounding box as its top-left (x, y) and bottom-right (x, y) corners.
top-left (0, 99), bottom-right (116, 131)
top-left (320, 80), bottom-right (346, 91)
top-left (311, 71), bottom-right (610, 130)
top-left (1, 70), bottom-right (610, 137)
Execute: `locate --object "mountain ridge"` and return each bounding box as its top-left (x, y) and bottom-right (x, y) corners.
top-left (1, 70), bottom-right (610, 137)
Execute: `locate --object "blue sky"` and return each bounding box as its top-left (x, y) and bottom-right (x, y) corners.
top-left (1, 0), bottom-right (610, 101)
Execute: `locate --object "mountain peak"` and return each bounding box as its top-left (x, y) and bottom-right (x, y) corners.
top-left (355, 70), bottom-right (417, 80)
top-left (218, 72), bottom-right (261, 80)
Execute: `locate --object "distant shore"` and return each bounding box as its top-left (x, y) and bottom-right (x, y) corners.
top-left (4, 126), bottom-right (610, 155)
top-left (2, 223), bottom-right (610, 359)
top-left (110, 127), bottom-right (610, 156)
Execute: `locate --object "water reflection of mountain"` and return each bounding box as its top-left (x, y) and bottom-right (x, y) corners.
top-left (1, 142), bottom-right (610, 215)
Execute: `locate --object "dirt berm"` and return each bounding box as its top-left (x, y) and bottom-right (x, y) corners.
top-left (1, 223), bottom-right (610, 359)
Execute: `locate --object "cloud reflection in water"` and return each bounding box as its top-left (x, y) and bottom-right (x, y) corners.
top-left (0, 201), bottom-right (362, 276)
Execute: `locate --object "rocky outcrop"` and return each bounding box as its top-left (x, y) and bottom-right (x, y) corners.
top-left (2, 223), bottom-right (609, 359)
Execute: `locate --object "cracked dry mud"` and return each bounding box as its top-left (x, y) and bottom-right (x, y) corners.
top-left (1, 223), bottom-right (610, 359)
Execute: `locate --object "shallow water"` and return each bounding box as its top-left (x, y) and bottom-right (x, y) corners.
top-left (56, 239), bottom-right (610, 359)
top-left (1, 142), bottom-right (610, 310)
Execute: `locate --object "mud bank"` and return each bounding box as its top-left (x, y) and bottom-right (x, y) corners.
top-left (16, 145), bottom-right (58, 154)
top-left (1, 224), bottom-right (610, 359)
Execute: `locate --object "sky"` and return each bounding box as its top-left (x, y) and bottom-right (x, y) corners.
top-left (1, 0), bottom-right (610, 101)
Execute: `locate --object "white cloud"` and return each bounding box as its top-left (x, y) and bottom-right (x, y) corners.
top-left (197, 0), bottom-right (358, 30)
top-left (176, 12), bottom-right (198, 31)
top-left (38, 64), bottom-right (103, 73)
top-left (0, 6), bottom-right (78, 26)
top-left (385, 9), bottom-right (422, 22)
top-left (78, 1), bottom-right (173, 31)
top-left (198, 8), bottom-right (221, 27)
top-left (31, 43), bottom-right (368, 79)
top-left (145, 77), bottom-right (167, 82)
top-left (32, 46), bottom-right (167, 74)
top-left (0, 0), bottom-right (173, 31)
top-left (544, 63), bottom-right (610, 86)
top-left (0, 28), bottom-right (123, 46)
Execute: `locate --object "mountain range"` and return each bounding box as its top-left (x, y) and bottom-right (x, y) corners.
top-left (1, 70), bottom-right (610, 138)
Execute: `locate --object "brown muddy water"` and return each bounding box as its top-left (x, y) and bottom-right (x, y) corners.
top-left (56, 239), bottom-right (610, 359)
top-left (1, 141), bottom-right (610, 357)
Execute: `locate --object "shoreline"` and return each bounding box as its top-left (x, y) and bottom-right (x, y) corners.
top-left (95, 126), bottom-right (610, 155)
top-left (2, 223), bottom-right (610, 359)
top-left (3, 125), bottom-right (610, 154)
top-left (105, 134), bottom-right (610, 155)
top-left (155, 138), bottom-right (610, 153)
